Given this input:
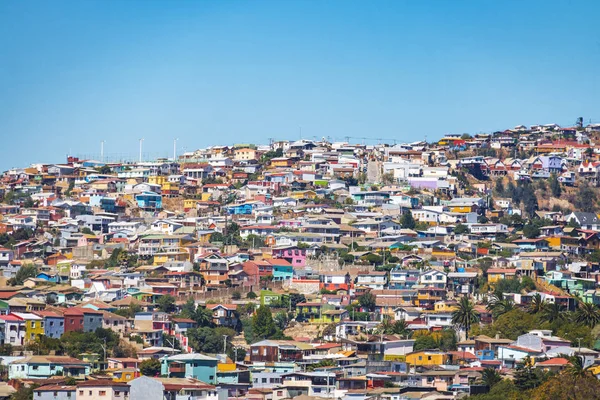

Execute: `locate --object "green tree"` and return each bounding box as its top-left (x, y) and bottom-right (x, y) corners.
top-left (469, 379), bottom-right (520, 400)
top-left (252, 306), bottom-right (277, 340)
top-left (513, 357), bottom-right (543, 390)
top-left (549, 174), bottom-right (561, 197)
top-left (139, 358), bottom-right (161, 376)
top-left (574, 183), bottom-right (597, 213)
top-left (522, 223), bottom-right (540, 239)
top-left (10, 384), bottom-right (39, 400)
top-left (9, 265), bottom-right (37, 286)
top-left (530, 373), bottom-right (600, 400)
top-left (574, 302), bottom-right (600, 328)
top-left (400, 212), bottom-right (416, 229)
top-left (358, 292), bottom-right (376, 312)
top-left (481, 367), bottom-right (502, 389)
top-left (483, 309), bottom-right (537, 340)
top-left (453, 223), bottom-right (469, 234)
top-left (81, 227), bottom-right (93, 235)
top-left (438, 329), bottom-right (457, 351)
top-left (156, 295), bottom-right (176, 313)
top-left (413, 335), bottom-right (438, 351)
top-left (487, 296), bottom-right (515, 319)
top-left (540, 302), bottom-right (566, 325)
top-left (528, 293), bottom-right (545, 314)
top-left (247, 291), bottom-right (257, 299)
top-left (494, 178), bottom-right (505, 197)
top-left (451, 296), bottom-right (480, 336)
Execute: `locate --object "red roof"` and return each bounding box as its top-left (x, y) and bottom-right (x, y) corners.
top-left (0, 291), bottom-right (20, 300)
top-left (0, 314), bottom-right (24, 321)
top-left (208, 304), bottom-right (237, 311)
top-left (536, 357), bottom-right (570, 366)
top-left (487, 268), bottom-right (517, 274)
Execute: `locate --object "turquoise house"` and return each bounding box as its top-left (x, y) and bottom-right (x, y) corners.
top-left (272, 264), bottom-right (293, 281)
top-left (161, 354), bottom-right (218, 384)
top-left (8, 355), bottom-right (91, 379)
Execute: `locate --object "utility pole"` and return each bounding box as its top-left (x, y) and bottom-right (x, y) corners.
top-left (222, 334), bottom-right (228, 354)
top-left (139, 138), bottom-right (144, 163)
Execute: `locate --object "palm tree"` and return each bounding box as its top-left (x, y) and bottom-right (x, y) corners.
top-left (528, 293), bottom-right (545, 314)
top-left (378, 318), bottom-right (411, 338)
top-left (487, 295), bottom-right (515, 319)
top-left (480, 367), bottom-right (502, 388)
top-left (452, 296), bottom-right (480, 337)
top-left (540, 302), bottom-right (567, 325)
top-left (391, 319), bottom-right (411, 338)
top-left (567, 355), bottom-right (592, 378)
top-left (574, 302), bottom-right (600, 328)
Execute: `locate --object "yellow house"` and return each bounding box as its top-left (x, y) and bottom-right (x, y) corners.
top-left (197, 231), bottom-right (213, 243)
top-left (234, 148), bottom-right (258, 161)
top-left (184, 199), bottom-right (200, 211)
top-left (448, 205), bottom-right (476, 213)
top-left (290, 190), bottom-right (317, 200)
top-left (161, 181), bottom-right (179, 197)
top-left (487, 268), bottom-right (517, 283)
top-left (406, 350), bottom-right (449, 367)
top-left (148, 175), bottom-right (167, 185)
top-left (433, 301), bottom-right (458, 313)
top-left (14, 313), bottom-right (44, 343)
top-left (138, 234), bottom-right (193, 265)
top-left (112, 369), bottom-right (139, 382)
top-left (271, 157), bottom-right (293, 168)
top-left (218, 361), bottom-right (237, 372)
top-left (153, 251), bottom-right (189, 265)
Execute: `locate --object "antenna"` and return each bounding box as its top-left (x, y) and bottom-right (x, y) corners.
top-left (139, 138), bottom-right (144, 163)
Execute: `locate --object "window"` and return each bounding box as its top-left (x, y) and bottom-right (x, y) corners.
top-left (115, 391), bottom-right (121, 396)
top-left (32, 366), bottom-right (38, 370)
top-left (50, 321), bottom-right (54, 326)
top-left (79, 391), bottom-right (83, 396)
top-left (262, 378), bottom-right (267, 383)
top-left (88, 391), bottom-right (92, 396)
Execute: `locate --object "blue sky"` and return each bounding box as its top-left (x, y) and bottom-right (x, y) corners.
top-left (1, 0), bottom-right (599, 169)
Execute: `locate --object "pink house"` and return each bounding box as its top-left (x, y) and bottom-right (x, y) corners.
top-left (272, 246), bottom-right (306, 267)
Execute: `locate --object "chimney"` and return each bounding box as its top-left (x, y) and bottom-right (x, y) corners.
top-left (495, 333), bottom-right (500, 339)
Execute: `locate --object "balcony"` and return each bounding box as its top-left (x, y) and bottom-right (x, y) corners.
top-left (169, 363), bottom-right (186, 374)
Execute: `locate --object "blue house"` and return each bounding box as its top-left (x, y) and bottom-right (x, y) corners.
top-left (227, 203), bottom-right (253, 215)
top-left (272, 264), bottom-right (294, 281)
top-left (161, 353), bottom-right (218, 384)
top-left (36, 272), bottom-right (68, 284)
top-left (36, 311), bottom-right (65, 339)
top-left (512, 238), bottom-right (549, 252)
top-left (135, 191), bottom-right (162, 210)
